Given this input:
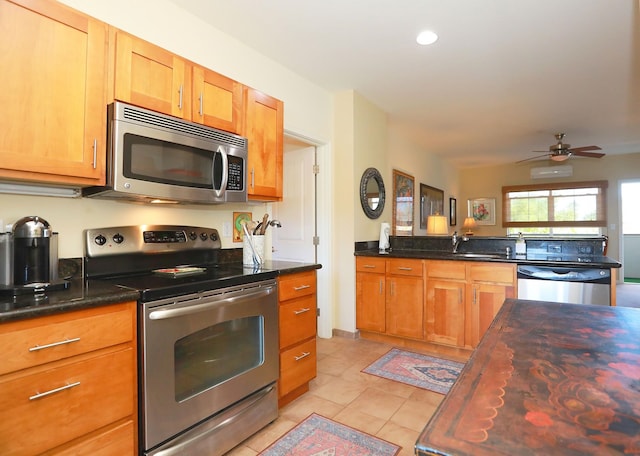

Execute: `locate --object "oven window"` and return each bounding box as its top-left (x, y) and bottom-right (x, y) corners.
top-left (174, 316), bottom-right (264, 402)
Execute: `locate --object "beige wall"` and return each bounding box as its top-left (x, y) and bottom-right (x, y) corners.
top-left (459, 151), bottom-right (640, 261)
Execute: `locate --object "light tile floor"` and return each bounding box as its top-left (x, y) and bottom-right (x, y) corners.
top-left (227, 336), bottom-right (449, 456)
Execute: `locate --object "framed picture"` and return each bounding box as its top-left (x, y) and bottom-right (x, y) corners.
top-left (233, 212), bottom-right (252, 242)
top-left (449, 197), bottom-right (457, 226)
top-left (468, 198), bottom-right (496, 225)
top-left (419, 184), bottom-right (444, 229)
top-left (392, 169), bottom-right (414, 236)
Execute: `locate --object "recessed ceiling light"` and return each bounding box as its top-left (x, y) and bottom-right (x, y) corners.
top-left (416, 30), bottom-right (438, 45)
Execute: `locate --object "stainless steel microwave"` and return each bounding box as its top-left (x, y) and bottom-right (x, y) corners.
top-left (83, 102), bottom-right (248, 204)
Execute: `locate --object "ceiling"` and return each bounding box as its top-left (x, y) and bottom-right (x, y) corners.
top-left (170, 0), bottom-right (640, 168)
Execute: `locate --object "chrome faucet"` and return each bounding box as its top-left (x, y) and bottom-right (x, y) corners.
top-left (451, 231), bottom-right (469, 253)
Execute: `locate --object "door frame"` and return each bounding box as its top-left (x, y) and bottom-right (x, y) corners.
top-left (283, 130), bottom-right (333, 339)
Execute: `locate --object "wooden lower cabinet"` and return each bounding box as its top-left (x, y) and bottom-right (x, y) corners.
top-left (355, 257), bottom-right (386, 332)
top-left (278, 270), bottom-right (317, 407)
top-left (426, 278), bottom-right (466, 347)
top-left (0, 302), bottom-right (137, 456)
top-left (355, 257), bottom-right (424, 340)
top-left (356, 257), bottom-right (516, 353)
top-left (466, 263), bottom-right (516, 348)
top-left (426, 261), bottom-right (466, 347)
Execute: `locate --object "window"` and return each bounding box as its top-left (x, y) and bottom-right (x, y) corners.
top-left (502, 180), bottom-right (607, 236)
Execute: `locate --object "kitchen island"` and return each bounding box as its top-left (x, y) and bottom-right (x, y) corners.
top-left (415, 298), bottom-right (640, 455)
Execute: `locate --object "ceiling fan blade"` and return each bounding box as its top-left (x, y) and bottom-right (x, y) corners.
top-left (569, 145), bottom-right (602, 153)
top-left (571, 150), bottom-right (605, 158)
top-left (516, 154), bottom-right (550, 164)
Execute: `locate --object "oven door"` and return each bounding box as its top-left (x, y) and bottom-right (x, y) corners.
top-left (141, 280), bottom-right (278, 451)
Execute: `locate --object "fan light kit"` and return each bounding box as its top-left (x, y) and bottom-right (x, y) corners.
top-left (518, 133), bottom-right (605, 163)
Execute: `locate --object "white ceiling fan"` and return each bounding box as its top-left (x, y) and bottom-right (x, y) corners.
top-left (517, 133), bottom-right (605, 163)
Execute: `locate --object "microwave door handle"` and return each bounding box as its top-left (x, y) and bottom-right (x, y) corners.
top-left (212, 147), bottom-right (228, 198)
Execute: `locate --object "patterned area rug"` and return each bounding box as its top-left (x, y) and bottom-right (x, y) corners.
top-left (362, 348), bottom-right (464, 394)
top-left (259, 413), bottom-right (400, 456)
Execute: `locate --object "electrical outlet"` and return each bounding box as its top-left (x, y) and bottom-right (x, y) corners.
top-left (222, 222), bottom-right (232, 237)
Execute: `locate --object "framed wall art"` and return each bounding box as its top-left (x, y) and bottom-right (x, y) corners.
top-left (419, 184), bottom-right (444, 229)
top-left (392, 169), bottom-right (414, 236)
top-left (233, 211), bottom-right (252, 242)
top-left (449, 197), bottom-right (457, 226)
top-left (468, 198), bottom-right (496, 225)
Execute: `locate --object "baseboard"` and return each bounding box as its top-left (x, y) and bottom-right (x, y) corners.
top-left (331, 328), bottom-right (360, 339)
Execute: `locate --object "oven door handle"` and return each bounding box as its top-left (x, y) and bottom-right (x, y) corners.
top-left (152, 384), bottom-right (276, 456)
top-left (148, 287), bottom-right (275, 320)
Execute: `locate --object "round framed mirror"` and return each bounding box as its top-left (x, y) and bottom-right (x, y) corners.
top-left (360, 167), bottom-right (386, 219)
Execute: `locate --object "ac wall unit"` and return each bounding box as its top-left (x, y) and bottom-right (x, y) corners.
top-left (530, 165), bottom-right (573, 179)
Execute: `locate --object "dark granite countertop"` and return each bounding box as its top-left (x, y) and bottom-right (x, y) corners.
top-left (0, 261), bottom-right (321, 324)
top-left (354, 248), bottom-right (621, 268)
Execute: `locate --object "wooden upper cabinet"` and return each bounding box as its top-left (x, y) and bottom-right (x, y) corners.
top-left (192, 66), bottom-right (243, 133)
top-left (0, 0), bottom-right (107, 185)
top-left (113, 31), bottom-right (189, 119)
top-left (113, 30), bottom-right (244, 133)
top-left (244, 88), bottom-right (284, 201)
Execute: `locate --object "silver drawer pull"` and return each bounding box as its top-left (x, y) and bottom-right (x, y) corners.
top-left (294, 352), bottom-right (311, 361)
top-left (397, 267), bottom-right (413, 271)
top-left (29, 337), bottom-right (81, 352)
top-left (294, 308), bottom-right (311, 315)
top-left (293, 284), bottom-right (311, 291)
top-left (29, 381), bottom-right (80, 401)
top-left (363, 264), bottom-right (377, 269)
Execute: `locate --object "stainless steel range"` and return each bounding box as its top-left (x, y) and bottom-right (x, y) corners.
top-left (84, 225), bottom-right (279, 456)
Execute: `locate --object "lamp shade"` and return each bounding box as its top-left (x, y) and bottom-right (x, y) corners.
top-left (463, 217), bottom-right (477, 235)
top-left (426, 215), bottom-right (448, 235)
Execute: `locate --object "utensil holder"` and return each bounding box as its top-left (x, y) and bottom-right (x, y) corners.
top-left (243, 234), bottom-right (265, 265)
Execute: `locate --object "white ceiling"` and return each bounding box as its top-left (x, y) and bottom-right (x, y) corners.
top-left (171, 0), bottom-right (640, 168)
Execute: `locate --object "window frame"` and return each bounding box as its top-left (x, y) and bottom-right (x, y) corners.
top-left (502, 180), bottom-right (608, 229)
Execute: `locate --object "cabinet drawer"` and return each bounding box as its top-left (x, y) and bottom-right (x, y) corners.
top-left (279, 295), bottom-right (317, 349)
top-left (0, 302), bottom-right (135, 375)
top-left (52, 420), bottom-right (135, 456)
top-left (387, 258), bottom-right (423, 277)
top-left (278, 270), bottom-right (316, 302)
top-left (355, 257), bottom-right (386, 273)
top-left (279, 338), bottom-right (316, 396)
top-left (427, 260), bottom-right (466, 280)
top-left (0, 347), bottom-right (134, 456)
top-left (469, 263), bottom-right (515, 284)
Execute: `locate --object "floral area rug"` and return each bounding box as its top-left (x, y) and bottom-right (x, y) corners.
top-left (362, 348), bottom-right (464, 394)
top-left (259, 413), bottom-right (400, 456)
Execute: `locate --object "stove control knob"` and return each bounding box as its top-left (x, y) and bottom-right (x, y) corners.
top-left (189, 231), bottom-right (198, 241)
top-left (94, 234), bottom-right (107, 246)
top-left (210, 232), bottom-right (218, 241)
top-left (200, 232), bottom-right (208, 241)
top-left (112, 233), bottom-right (124, 244)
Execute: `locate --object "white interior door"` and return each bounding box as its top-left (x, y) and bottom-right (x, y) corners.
top-left (272, 143), bottom-right (316, 262)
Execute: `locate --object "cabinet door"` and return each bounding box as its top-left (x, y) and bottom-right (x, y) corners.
top-left (0, 0), bottom-right (107, 185)
top-left (244, 88), bottom-right (283, 201)
top-left (114, 31), bottom-right (189, 119)
top-left (192, 66), bottom-right (243, 133)
top-left (386, 275), bottom-right (424, 339)
top-left (356, 271), bottom-right (386, 333)
top-left (467, 282), bottom-right (514, 348)
top-left (426, 279), bottom-right (465, 347)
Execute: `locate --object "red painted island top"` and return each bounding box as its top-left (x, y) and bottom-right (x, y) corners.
top-left (415, 298), bottom-right (640, 455)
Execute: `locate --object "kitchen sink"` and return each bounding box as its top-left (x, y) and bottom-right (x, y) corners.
top-left (454, 253), bottom-right (506, 259)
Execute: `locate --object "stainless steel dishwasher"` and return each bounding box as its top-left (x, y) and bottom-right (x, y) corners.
top-left (517, 265), bottom-right (611, 305)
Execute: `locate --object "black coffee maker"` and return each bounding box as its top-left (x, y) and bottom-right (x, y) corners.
top-left (0, 216), bottom-right (68, 295)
